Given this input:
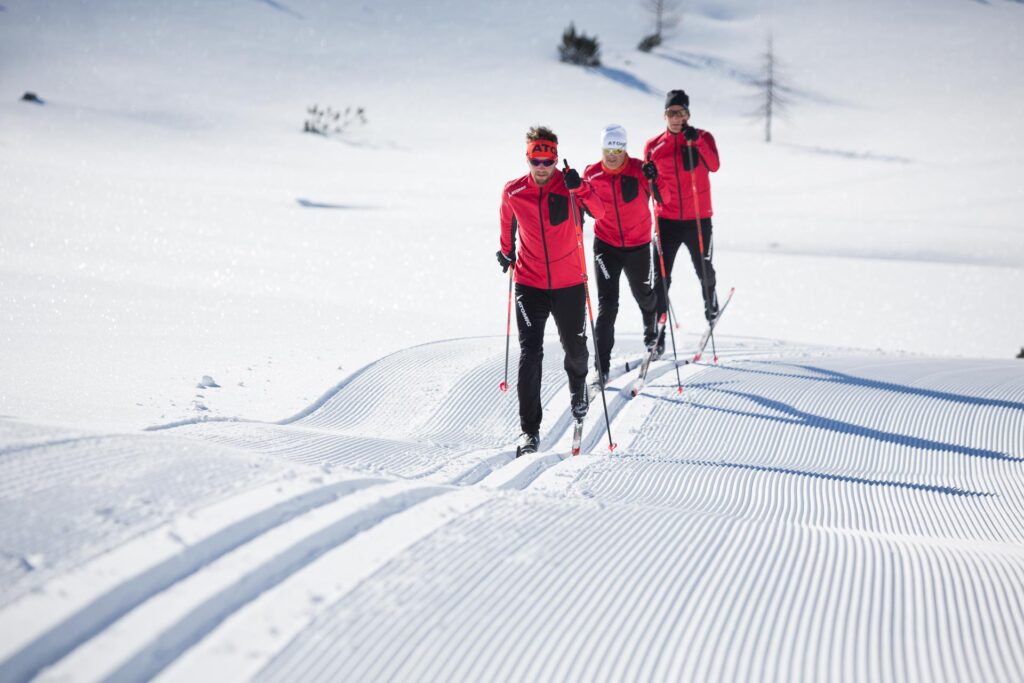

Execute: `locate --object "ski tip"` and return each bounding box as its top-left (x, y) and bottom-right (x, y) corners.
top-left (498, 381), bottom-right (509, 393)
top-left (608, 443), bottom-right (617, 452)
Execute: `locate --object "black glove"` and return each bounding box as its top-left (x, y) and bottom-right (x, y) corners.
top-left (496, 250), bottom-right (514, 273)
top-left (641, 161), bottom-right (658, 181)
top-left (683, 126), bottom-right (699, 142)
top-left (563, 168), bottom-right (582, 190)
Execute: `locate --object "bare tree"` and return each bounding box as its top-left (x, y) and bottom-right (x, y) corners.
top-left (647, 0), bottom-right (680, 37)
top-left (638, 0), bottom-right (680, 51)
top-left (750, 35), bottom-right (792, 143)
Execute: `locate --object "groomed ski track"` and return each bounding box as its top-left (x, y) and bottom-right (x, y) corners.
top-left (2, 335), bottom-right (1024, 682)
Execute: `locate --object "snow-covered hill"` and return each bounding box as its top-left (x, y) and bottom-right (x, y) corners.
top-left (1, 336), bottom-right (1023, 681)
top-left (1, 0), bottom-right (1022, 428)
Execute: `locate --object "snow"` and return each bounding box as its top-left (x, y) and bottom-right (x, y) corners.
top-left (1, 0), bottom-right (1023, 680)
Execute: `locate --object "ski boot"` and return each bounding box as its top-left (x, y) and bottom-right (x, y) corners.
top-left (516, 432), bottom-right (539, 458)
top-left (570, 384), bottom-right (589, 456)
top-left (571, 383), bottom-right (589, 421)
top-left (652, 327), bottom-right (666, 361)
top-left (705, 292), bottom-right (720, 323)
top-left (642, 312), bottom-right (659, 349)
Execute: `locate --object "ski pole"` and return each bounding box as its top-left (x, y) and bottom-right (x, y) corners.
top-left (650, 227), bottom-right (678, 330)
top-left (564, 160), bottom-right (616, 452)
top-left (499, 266), bottom-right (513, 392)
top-left (647, 163), bottom-right (684, 394)
top-left (685, 138), bottom-right (719, 363)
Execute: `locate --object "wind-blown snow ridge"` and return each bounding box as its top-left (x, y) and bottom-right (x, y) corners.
top-left (2, 336), bottom-right (1023, 682)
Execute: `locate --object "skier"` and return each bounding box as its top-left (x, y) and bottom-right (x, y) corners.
top-left (644, 90), bottom-right (721, 357)
top-left (497, 126), bottom-right (606, 457)
top-left (583, 124), bottom-right (671, 386)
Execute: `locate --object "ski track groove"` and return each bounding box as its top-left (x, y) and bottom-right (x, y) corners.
top-left (8, 477), bottom-right (386, 683)
top-left (0, 434), bottom-right (287, 609)
top-left (104, 484), bottom-right (448, 682)
top-left (4, 337), bottom-right (1024, 681)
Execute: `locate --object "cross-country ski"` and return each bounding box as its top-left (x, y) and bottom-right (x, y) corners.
top-left (693, 286), bottom-right (736, 362)
top-left (628, 312), bottom-right (669, 397)
top-left (571, 417), bottom-right (584, 455)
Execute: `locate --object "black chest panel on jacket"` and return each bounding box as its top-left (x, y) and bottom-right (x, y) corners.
top-left (620, 175), bottom-right (639, 203)
top-left (680, 146), bottom-right (701, 172)
top-left (548, 193), bottom-right (569, 226)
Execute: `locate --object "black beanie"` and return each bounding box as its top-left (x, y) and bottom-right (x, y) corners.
top-left (665, 90), bottom-right (689, 110)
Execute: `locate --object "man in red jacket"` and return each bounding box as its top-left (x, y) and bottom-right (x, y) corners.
top-left (644, 89), bottom-right (721, 356)
top-left (497, 126), bottom-right (605, 456)
top-left (583, 124), bottom-right (671, 385)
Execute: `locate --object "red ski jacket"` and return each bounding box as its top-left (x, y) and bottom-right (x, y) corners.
top-left (499, 169), bottom-right (606, 290)
top-left (583, 156), bottom-right (671, 248)
top-left (643, 127), bottom-right (720, 221)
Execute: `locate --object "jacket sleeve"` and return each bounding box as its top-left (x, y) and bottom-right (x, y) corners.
top-left (499, 189), bottom-right (516, 256)
top-left (696, 131), bottom-right (720, 172)
top-left (576, 180), bottom-right (606, 221)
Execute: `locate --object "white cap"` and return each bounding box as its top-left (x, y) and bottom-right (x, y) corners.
top-left (601, 124), bottom-right (627, 151)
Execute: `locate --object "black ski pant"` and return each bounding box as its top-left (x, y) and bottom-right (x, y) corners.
top-left (515, 282), bottom-right (588, 436)
top-left (653, 217), bottom-right (718, 320)
top-left (593, 238), bottom-right (658, 375)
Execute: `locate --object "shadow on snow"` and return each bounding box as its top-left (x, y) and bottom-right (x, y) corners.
top-left (653, 50), bottom-right (847, 106)
top-left (619, 453), bottom-right (992, 498)
top-left (588, 66), bottom-right (661, 96)
top-left (651, 383), bottom-right (1020, 462)
top-left (723, 361), bottom-right (1024, 412)
top-left (295, 198), bottom-right (377, 210)
top-left (253, 0), bottom-right (303, 19)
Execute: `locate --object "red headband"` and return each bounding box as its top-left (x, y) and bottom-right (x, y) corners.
top-left (526, 140), bottom-right (558, 160)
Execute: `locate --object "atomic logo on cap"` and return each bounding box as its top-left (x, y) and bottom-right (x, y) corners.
top-left (526, 140), bottom-right (558, 160)
top-left (601, 124), bottom-right (628, 151)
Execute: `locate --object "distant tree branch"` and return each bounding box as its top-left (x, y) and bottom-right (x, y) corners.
top-left (748, 35), bottom-right (793, 143)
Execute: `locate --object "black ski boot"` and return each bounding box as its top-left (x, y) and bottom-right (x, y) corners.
top-left (571, 383), bottom-right (589, 421)
top-left (705, 291), bottom-right (720, 323)
top-left (516, 432), bottom-right (539, 457)
top-left (653, 326), bottom-right (666, 360)
top-left (643, 315), bottom-right (659, 350)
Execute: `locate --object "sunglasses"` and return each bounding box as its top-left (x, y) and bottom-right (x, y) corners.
top-left (602, 148), bottom-right (625, 155)
top-left (529, 158), bottom-right (556, 167)
top-left (665, 109), bottom-right (689, 119)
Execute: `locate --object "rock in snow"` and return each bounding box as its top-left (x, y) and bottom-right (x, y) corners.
top-left (197, 375), bottom-right (220, 389)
